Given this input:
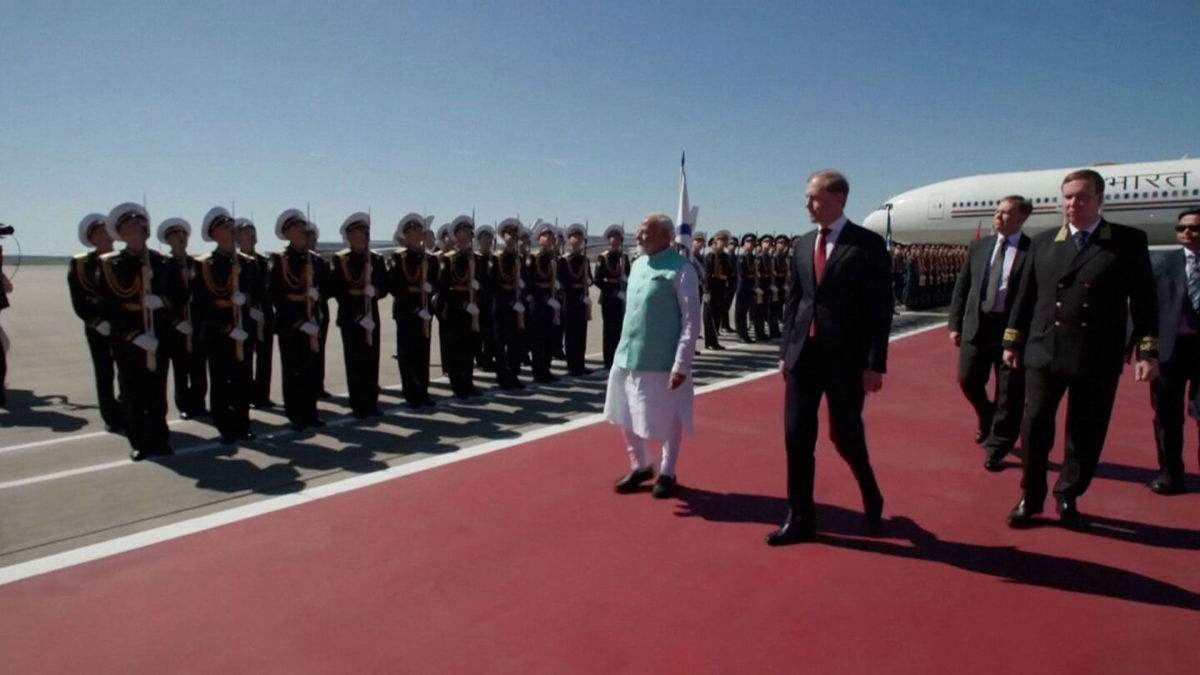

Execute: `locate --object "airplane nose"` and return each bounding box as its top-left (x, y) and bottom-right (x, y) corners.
top-left (863, 208), bottom-right (887, 233)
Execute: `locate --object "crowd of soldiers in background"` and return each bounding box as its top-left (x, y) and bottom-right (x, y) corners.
top-left (890, 243), bottom-right (969, 310)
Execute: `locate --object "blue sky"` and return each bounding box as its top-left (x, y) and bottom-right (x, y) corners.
top-left (3, 0), bottom-right (1197, 255)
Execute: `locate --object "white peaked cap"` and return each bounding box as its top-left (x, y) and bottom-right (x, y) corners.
top-left (105, 202), bottom-right (150, 242)
top-left (156, 217), bottom-right (192, 244)
top-left (395, 213), bottom-right (427, 243)
top-left (533, 221), bottom-right (556, 239)
top-left (692, 230), bottom-right (706, 242)
top-left (436, 223), bottom-right (452, 242)
top-left (275, 208), bottom-right (308, 240)
top-left (233, 217), bottom-right (256, 233)
top-left (475, 224), bottom-right (495, 238)
top-left (340, 212), bottom-right (371, 242)
top-left (564, 222), bottom-right (586, 238)
top-left (201, 206), bottom-right (234, 242)
top-left (450, 214), bottom-right (475, 234)
top-left (497, 217), bottom-right (524, 237)
top-left (78, 213), bottom-right (107, 248)
top-left (603, 224), bottom-right (624, 239)
top-left (713, 229), bottom-right (732, 240)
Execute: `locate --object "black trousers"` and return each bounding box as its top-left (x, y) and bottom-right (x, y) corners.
top-left (1151, 335), bottom-right (1200, 481)
top-left (113, 343), bottom-right (170, 452)
top-left (563, 294), bottom-right (589, 374)
top-left (734, 290), bottom-right (754, 339)
top-left (442, 302), bottom-right (479, 395)
top-left (167, 330), bottom-right (206, 415)
top-left (0, 327), bottom-right (7, 406)
top-left (1021, 367), bottom-right (1121, 502)
top-left (85, 329), bottom-right (122, 428)
top-left (752, 293), bottom-right (769, 341)
top-left (341, 323), bottom-right (381, 414)
top-left (958, 314), bottom-right (1025, 459)
top-left (721, 289), bottom-right (734, 332)
top-left (783, 339), bottom-right (882, 520)
top-left (476, 298), bottom-right (497, 371)
top-left (207, 337), bottom-right (252, 439)
top-left (703, 284), bottom-right (725, 348)
top-left (279, 329), bottom-right (320, 426)
top-left (316, 315), bottom-right (330, 393)
top-left (493, 306), bottom-right (525, 386)
top-left (396, 315), bottom-right (432, 405)
top-left (768, 291), bottom-right (783, 338)
top-left (531, 302), bottom-right (558, 378)
top-left (600, 296), bottom-right (624, 368)
top-left (252, 321), bottom-right (274, 405)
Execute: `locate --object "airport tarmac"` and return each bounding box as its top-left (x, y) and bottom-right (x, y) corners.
top-left (0, 263), bottom-right (951, 567)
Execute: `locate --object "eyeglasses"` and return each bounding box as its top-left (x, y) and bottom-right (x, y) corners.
top-left (1175, 225), bottom-right (1200, 234)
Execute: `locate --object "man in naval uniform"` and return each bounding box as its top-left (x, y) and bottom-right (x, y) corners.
top-left (948, 195), bottom-right (1031, 471)
top-left (1003, 169), bottom-right (1158, 529)
top-left (594, 224), bottom-right (629, 370)
top-left (389, 213), bottom-right (438, 408)
top-left (475, 224), bottom-right (498, 373)
top-left (330, 212), bottom-right (390, 418)
top-left (604, 213), bottom-right (701, 499)
top-left (437, 216), bottom-right (484, 398)
top-left (434, 222), bottom-right (453, 376)
top-left (269, 209), bottom-right (329, 430)
top-left (527, 222), bottom-right (565, 383)
top-left (97, 203), bottom-right (182, 460)
top-left (561, 223), bottom-right (594, 376)
top-left (703, 230), bottom-right (732, 351)
top-left (69, 213), bottom-right (124, 432)
top-left (490, 218), bottom-right (528, 389)
top-left (306, 222), bottom-right (333, 398)
top-left (159, 217), bottom-right (207, 419)
top-left (735, 233), bottom-right (758, 343)
top-left (755, 234), bottom-right (775, 341)
top-left (234, 218), bottom-right (276, 409)
top-left (192, 207), bottom-right (259, 444)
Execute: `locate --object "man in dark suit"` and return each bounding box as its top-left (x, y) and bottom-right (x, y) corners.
top-left (948, 196), bottom-right (1032, 471)
top-left (1146, 207), bottom-right (1200, 495)
top-left (768, 170), bottom-right (893, 546)
top-left (1003, 169), bottom-right (1158, 529)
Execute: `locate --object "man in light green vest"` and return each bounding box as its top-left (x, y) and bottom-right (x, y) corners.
top-left (603, 213), bottom-right (701, 499)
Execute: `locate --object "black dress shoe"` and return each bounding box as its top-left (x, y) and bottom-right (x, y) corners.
top-left (1149, 474), bottom-right (1186, 495)
top-left (130, 448), bottom-right (148, 462)
top-left (652, 475), bottom-right (677, 499)
top-left (179, 411), bottom-right (193, 421)
top-left (533, 374), bottom-right (559, 384)
top-left (1055, 495), bottom-right (1081, 530)
top-left (290, 421), bottom-right (307, 431)
top-left (309, 418), bottom-right (326, 428)
top-left (220, 435), bottom-right (237, 446)
top-left (1007, 496), bottom-right (1043, 528)
top-left (983, 455), bottom-right (1007, 473)
top-left (766, 519), bottom-right (816, 546)
top-left (239, 431), bottom-right (257, 441)
top-left (614, 467), bottom-right (654, 494)
top-left (710, 344), bottom-right (726, 351)
top-left (864, 494), bottom-right (884, 533)
top-left (352, 410), bottom-right (372, 419)
top-left (974, 428), bottom-right (987, 445)
top-left (253, 399), bottom-right (277, 410)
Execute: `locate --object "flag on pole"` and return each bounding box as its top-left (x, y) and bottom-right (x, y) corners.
top-left (675, 151), bottom-right (698, 255)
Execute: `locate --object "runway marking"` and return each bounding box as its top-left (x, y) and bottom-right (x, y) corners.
top-left (0, 322), bottom-right (943, 585)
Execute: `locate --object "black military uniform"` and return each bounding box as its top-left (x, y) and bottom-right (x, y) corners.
top-left (561, 245), bottom-right (593, 376)
top-left (164, 251), bottom-right (207, 417)
top-left (703, 245), bottom-right (731, 350)
top-left (1004, 219), bottom-right (1157, 523)
top-left (734, 235), bottom-right (758, 342)
top-left (269, 244), bottom-right (330, 429)
top-left (490, 238), bottom-right (527, 389)
top-left (193, 247), bottom-right (259, 442)
top-left (330, 243), bottom-right (389, 417)
top-left (388, 240), bottom-right (438, 407)
top-left (0, 264), bottom-right (9, 407)
top-left (528, 246), bottom-right (564, 382)
top-left (753, 238), bottom-right (773, 341)
top-left (770, 242), bottom-right (788, 339)
top-left (98, 243), bottom-right (180, 459)
top-left (475, 244), bottom-right (498, 372)
top-left (68, 246), bottom-right (123, 431)
top-left (594, 245), bottom-right (629, 369)
top-left (313, 251), bottom-right (333, 399)
top-left (241, 246), bottom-right (274, 408)
top-left (437, 245), bottom-right (484, 398)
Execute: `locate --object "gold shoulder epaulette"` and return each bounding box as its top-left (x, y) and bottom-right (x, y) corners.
top-left (1003, 328), bottom-right (1024, 343)
top-left (1139, 336), bottom-right (1160, 352)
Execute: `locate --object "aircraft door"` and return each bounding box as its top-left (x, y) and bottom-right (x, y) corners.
top-left (927, 194), bottom-right (945, 220)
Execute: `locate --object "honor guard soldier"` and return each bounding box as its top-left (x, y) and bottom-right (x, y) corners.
top-left (734, 233), bottom-right (758, 342)
top-left (389, 213), bottom-right (438, 408)
top-left (703, 230), bottom-right (733, 351)
top-left (528, 221), bottom-right (565, 382)
top-left (437, 216), bottom-right (484, 398)
top-left (331, 212), bottom-right (390, 418)
top-left (306, 222), bottom-right (333, 398)
top-left (475, 224), bottom-right (498, 372)
top-left (594, 224), bottom-right (629, 369)
top-left (193, 207), bottom-right (259, 444)
top-left (561, 223), bottom-right (594, 376)
top-left (159, 217), bottom-right (207, 418)
top-left (234, 218), bottom-right (276, 409)
top-left (434, 222), bottom-right (454, 375)
top-left (756, 234), bottom-right (776, 340)
top-left (1003, 169), bottom-right (1159, 530)
top-left (491, 218), bottom-right (527, 389)
top-left (69, 213), bottom-right (123, 432)
top-left (97, 203), bottom-right (180, 460)
top-left (269, 209), bottom-right (329, 430)
top-left (770, 235), bottom-right (788, 338)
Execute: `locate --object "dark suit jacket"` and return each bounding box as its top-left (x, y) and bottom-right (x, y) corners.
top-left (1151, 248), bottom-right (1200, 364)
top-left (948, 233), bottom-right (1030, 343)
top-left (780, 221), bottom-right (892, 373)
top-left (1004, 219), bottom-right (1157, 376)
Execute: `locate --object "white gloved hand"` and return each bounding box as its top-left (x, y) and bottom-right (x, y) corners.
top-left (518, 280), bottom-right (525, 290)
top-left (421, 282), bottom-right (433, 293)
top-left (471, 280), bottom-right (481, 291)
top-left (299, 321), bottom-right (320, 336)
top-left (175, 322), bottom-right (193, 336)
top-left (132, 333), bottom-right (158, 352)
top-left (95, 321), bottom-right (112, 337)
top-left (364, 284), bottom-right (376, 298)
top-left (249, 308), bottom-right (264, 322)
top-left (547, 299), bottom-right (561, 310)
top-left (513, 302), bottom-right (525, 313)
top-left (230, 328), bottom-right (248, 341)
top-left (617, 291), bottom-right (626, 301)
top-left (232, 291), bottom-right (246, 306)
top-left (583, 297), bottom-right (592, 306)
top-left (553, 281), bottom-right (561, 291)
top-left (143, 294), bottom-right (164, 310)
top-left (417, 309), bottom-right (431, 321)
top-left (307, 287), bottom-right (320, 301)
top-left (466, 303), bottom-right (480, 316)
top-left (359, 316), bottom-right (376, 332)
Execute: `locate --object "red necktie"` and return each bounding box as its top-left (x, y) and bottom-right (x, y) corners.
top-left (810, 228), bottom-right (830, 337)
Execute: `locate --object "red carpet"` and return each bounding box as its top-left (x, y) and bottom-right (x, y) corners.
top-left (2, 329), bottom-right (1198, 673)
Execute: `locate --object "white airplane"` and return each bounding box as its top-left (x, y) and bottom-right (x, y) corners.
top-left (862, 157), bottom-right (1200, 246)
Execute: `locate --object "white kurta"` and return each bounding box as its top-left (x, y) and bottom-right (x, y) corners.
top-left (603, 259), bottom-right (701, 440)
